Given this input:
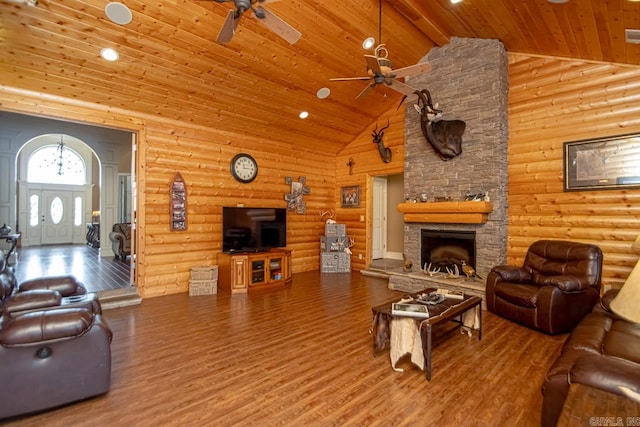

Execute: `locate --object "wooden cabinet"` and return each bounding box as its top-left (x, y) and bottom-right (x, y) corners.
top-left (217, 249), bottom-right (291, 294)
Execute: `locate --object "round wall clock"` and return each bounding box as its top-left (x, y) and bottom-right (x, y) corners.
top-left (230, 153), bottom-right (258, 183)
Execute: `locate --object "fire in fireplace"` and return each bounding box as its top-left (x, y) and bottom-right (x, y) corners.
top-left (421, 230), bottom-right (476, 273)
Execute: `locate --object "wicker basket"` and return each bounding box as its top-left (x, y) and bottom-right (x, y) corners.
top-left (189, 279), bottom-right (217, 296)
top-left (190, 266), bottom-right (219, 281)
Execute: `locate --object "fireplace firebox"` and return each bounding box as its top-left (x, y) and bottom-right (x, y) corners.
top-left (421, 230), bottom-right (476, 272)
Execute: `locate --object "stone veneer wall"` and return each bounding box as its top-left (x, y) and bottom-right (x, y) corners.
top-left (402, 38), bottom-right (509, 278)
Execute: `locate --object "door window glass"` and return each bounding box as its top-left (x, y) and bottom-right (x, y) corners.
top-left (29, 194), bottom-right (39, 227)
top-left (50, 197), bottom-right (63, 224)
top-left (27, 144), bottom-right (86, 185)
top-left (74, 197), bottom-right (82, 226)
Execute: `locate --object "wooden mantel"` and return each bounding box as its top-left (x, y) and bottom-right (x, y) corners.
top-left (397, 201), bottom-right (494, 224)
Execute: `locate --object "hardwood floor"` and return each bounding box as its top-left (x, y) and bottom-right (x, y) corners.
top-left (13, 244), bottom-right (131, 293)
top-left (3, 271), bottom-right (566, 426)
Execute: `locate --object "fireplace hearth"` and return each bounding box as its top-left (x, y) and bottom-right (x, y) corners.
top-left (421, 230), bottom-right (476, 273)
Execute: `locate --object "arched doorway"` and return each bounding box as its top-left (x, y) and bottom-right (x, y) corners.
top-left (20, 134), bottom-right (94, 246)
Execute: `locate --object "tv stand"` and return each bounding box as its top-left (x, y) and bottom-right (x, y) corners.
top-left (217, 249), bottom-right (292, 294)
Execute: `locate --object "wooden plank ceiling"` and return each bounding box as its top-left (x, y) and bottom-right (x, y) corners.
top-left (1, 0), bottom-right (640, 154)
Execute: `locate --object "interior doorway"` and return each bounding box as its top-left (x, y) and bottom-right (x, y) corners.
top-left (0, 111), bottom-right (136, 291)
top-left (372, 176), bottom-right (387, 259)
top-left (371, 174), bottom-right (404, 261)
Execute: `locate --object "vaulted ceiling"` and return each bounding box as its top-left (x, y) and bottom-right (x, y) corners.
top-left (1, 0), bottom-right (640, 154)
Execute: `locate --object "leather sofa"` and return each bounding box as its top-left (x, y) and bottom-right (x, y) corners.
top-left (0, 307), bottom-right (113, 419)
top-left (486, 240), bottom-right (603, 334)
top-left (0, 253), bottom-right (112, 418)
top-left (0, 252), bottom-right (99, 315)
top-left (109, 222), bottom-right (131, 261)
top-left (541, 290), bottom-right (640, 427)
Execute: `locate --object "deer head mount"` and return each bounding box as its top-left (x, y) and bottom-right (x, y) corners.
top-left (371, 120), bottom-right (392, 163)
top-left (399, 89), bottom-right (466, 161)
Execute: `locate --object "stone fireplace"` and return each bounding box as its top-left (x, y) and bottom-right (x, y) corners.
top-left (388, 38), bottom-right (509, 303)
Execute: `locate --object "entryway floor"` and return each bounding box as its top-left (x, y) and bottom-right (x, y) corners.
top-left (363, 258), bottom-right (404, 278)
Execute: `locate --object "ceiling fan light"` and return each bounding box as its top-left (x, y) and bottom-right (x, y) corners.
top-left (362, 37), bottom-right (376, 50)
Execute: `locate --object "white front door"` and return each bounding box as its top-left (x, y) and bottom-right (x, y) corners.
top-left (372, 177), bottom-right (387, 259)
top-left (42, 190), bottom-right (73, 244)
top-left (28, 189), bottom-right (75, 245)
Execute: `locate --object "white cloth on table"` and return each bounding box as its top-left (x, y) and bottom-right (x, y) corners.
top-left (389, 317), bottom-right (424, 371)
top-left (389, 305), bottom-right (480, 370)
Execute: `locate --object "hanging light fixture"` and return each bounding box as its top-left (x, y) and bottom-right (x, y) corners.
top-left (56, 135), bottom-right (65, 175)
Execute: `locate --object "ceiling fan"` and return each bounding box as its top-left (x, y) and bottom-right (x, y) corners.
top-left (331, 45), bottom-right (431, 99)
top-left (330, 0), bottom-right (431, 99)
top-left (209, 0), bottom-right (301, 45)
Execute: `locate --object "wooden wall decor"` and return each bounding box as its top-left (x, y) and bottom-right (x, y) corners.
top-left (170, 172), bottom-right (187, 231)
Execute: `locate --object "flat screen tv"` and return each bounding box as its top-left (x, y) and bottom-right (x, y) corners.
top-left (222, 207), bottom-right (287, 253)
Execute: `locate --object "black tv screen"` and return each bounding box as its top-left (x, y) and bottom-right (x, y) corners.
top-left (222, 207), bottom-right (287, 252)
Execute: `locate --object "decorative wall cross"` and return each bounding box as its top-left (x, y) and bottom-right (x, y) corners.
top-left (347, 157), bottom-right (355, 175)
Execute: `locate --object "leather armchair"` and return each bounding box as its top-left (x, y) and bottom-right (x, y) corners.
top-left (0, 307), bottom-right (113, 419)
top-left (486, 240), bottom-right (603, 334)
top-left (109, 222), bottom-right (131, 262)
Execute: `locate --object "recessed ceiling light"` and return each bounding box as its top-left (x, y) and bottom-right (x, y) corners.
top-left (316, 87), bottom-right (330, 99)
top-left (105, 2), bottom-right (132, 25)
top-left (450, 0), bottom-right (463, 3)
top-left (299, 111), bottom-right (309, 119)
top-left (100, 48), bottom-right (119, 61)
top-left (362, 37), bottom-right (375, 50)
top-left (547, 0), bottom-right (569, 3)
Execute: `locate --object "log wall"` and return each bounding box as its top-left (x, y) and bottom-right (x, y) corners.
top-left (3, 50), bottom-right (640, 295)
top-left (508, 54), bottom-right (640, 290)
top-left (0, 86), bottom-right (334, 298)
top-left (335, 107), bottom-right (406, 271)
top-left (338, 53), bottom-right (640, 289)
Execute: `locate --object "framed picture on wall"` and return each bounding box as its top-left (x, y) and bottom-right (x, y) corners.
top-left (564, 133), bottom-right (640, 191)
top-left (341, 185), bottom-right (360, 208)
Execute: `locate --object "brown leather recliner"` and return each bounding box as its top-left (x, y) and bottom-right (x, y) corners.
top-left (486, 240), bottom-right (603, 334)
top-left (0, 254), bottom-right (112, 419)
top-left (0, 252), bottom-right (98, 316)
top-left (0, 307), bottom-right (113, 419)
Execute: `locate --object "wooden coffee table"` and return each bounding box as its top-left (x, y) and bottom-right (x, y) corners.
top-left (371, 288), bottom-right (482, 380)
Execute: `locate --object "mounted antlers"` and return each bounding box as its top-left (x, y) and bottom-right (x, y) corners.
top-left (423, 262), bottom-right (440, 276)
top-left (371, 120), bottom-right (392, 163)
top-left (399, 89), bottom-right (466, 161)
top-left (320, 209), bottom-right (336, 223)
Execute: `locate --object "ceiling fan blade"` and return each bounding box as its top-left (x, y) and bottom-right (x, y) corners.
top-left (216, 10), bottom-right (240, 43)
top-left (393, 62), bottom-right (432, 79)
top-left (355, 83), bottom-right (374, 100)
top-left (387, 80), bottom-right (419, 96)
top-left (330, 77), bottom-right (371, 81)
top-left (257, 7), bottom-right (301, 44)
top-left (364, 55), bottom-right (382, 75)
